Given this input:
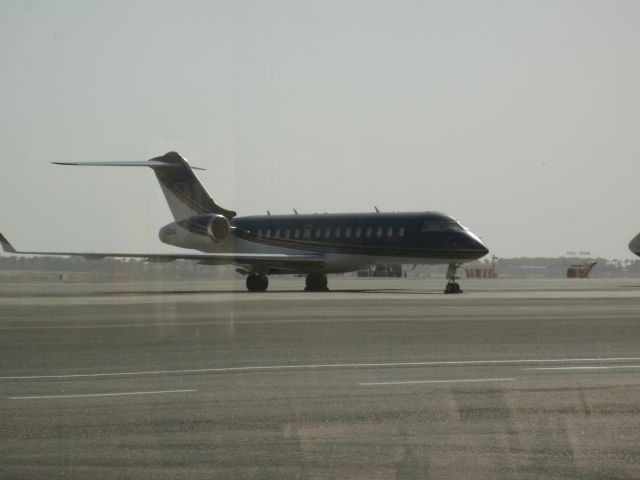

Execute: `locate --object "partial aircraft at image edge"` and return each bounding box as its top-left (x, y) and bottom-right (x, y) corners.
top-left (629, 233), bottom-right (640, 258)
top-left (0, 152), bottom-right (489, 293)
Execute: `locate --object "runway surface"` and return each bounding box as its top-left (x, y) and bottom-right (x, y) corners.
top-left (2, 277), bottom-right (640, 479)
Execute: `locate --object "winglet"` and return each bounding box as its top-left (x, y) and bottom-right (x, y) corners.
top-left (0, 233), bottom-right (17, 253)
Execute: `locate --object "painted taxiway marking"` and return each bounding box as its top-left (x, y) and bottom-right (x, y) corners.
top-left (3, 357), bottom-right (640, 381)
top-left (525, 365), bottom-right (640, 371)
top-left (9, 389), bottom-right (197, 400)
top-left (359, 378), bottom-right (516, 386)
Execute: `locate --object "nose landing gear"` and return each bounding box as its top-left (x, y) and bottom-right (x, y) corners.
top-left (444, 263), bottom-right (463, 294)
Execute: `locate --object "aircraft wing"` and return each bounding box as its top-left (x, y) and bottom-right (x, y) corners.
top-left (0, 233), bottom-right (324, 270)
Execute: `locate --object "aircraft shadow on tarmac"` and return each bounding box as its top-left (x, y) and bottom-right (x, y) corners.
top-left (44, 288), bottom-right (444, 297)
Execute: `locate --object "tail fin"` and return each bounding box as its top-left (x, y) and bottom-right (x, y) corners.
top-left (53, 151), bottom-right (236, 220)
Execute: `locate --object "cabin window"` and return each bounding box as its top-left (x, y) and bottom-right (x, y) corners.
top-left (335, 227), bottom-right (341, 238)
top-left (294, 228), bottom-right (300, 239)
top-left (275, 229), bottom-right (280, 238)
top-left (366, 227), bottom-right (372, 238)
top-left (399, 227), bottom-right (405, 237)
top-left (285, 229), bottom-right (290, 238)
top-left (345, 227), bottom-right (351, 238)
top-left (355, 227), bottom-right (362, 237)
top-left (325, 228), bottom-right (331, 238)
top-left (376, 227), bottom-right (382, 237)
top-left (446, 221), bottom-right (464, 231)
top-left (258, 230), bottom-right (263, 239)
top-left (266, 229), bottom-right (272, 238)
top-left (315, 228), bottom-right (321, 238)
top-left (387, 227), bottom-right (393, 237)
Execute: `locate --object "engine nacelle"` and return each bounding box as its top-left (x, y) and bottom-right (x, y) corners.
top-left (206, 214), bottom-right (231, 243)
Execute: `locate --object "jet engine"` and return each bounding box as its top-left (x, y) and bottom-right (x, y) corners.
top-left (207, 214), bottom-right (231, 243)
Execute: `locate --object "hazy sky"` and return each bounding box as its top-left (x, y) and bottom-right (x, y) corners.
top-left (1, 0), bottom-right (639, 259)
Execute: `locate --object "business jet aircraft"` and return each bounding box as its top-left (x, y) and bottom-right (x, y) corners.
top-left (0, 152), bottom-right (488, 293)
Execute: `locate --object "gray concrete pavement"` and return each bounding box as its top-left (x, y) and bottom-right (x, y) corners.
top-left (1, 277), bottom-right (640, 479)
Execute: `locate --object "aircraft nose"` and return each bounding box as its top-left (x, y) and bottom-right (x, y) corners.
top-left (467, 232), bottom-right (489, 257)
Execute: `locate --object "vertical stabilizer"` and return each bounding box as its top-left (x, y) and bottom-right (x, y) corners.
top-left (148, 152), bottom-right (236, 220)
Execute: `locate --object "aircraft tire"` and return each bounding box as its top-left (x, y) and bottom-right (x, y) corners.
top-left (257, 274), bottom-right (269, 292)
top-left (444, 282), bottom-right (462, 294)
top-left (305, 274), bottom-right (329, 292)
top-left (246, 274), bottom-right (268, 292)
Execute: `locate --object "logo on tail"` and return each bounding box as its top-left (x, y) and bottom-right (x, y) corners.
top-left (149, 152), bottom-right (236, 221)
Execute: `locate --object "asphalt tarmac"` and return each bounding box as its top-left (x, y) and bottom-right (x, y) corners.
top-left (2, 276), bottom-right (640, 479)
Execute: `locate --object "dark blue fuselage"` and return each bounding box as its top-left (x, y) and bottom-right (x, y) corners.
top-left (233, 212), bottom-right (486, 261)
top-left (166, 211), bottom-right (489, 274)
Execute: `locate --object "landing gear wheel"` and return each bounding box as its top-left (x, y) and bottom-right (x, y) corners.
top-left (444, 282), bottom-right (462, 294)
top-left (444, 263), bottom-right (463, 294)
top-left (246, 273), bottom-right (269, 292)
top-left (305, 274), bottom-right (329, 292)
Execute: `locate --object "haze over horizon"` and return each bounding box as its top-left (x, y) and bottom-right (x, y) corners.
top-left (1, 1), bottom-right (639, 260)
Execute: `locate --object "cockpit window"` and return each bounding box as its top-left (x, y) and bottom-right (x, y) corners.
top-left (422, 221), bottom-right (466, 232)
top-left (422, 222), bottom-right (443, 231)
top-left (446, 221), bottom-right (466, 231)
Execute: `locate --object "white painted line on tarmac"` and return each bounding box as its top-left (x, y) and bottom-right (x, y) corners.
top-left (359, 378), bottom-right (516, 386)
top-left (9, 389), bottom-right (197, 400)
top-left (525, 365), bottom-right (640, 371)
top-left (3, 357), bottom-right (640, 381)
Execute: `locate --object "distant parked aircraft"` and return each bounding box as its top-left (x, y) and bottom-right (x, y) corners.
top-left (0, 152), bottom-right (488, 293)
top-left (629, 233), bottom-right (640, 258)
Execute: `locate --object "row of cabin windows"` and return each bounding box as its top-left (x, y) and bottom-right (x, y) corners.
top-left (257, 226), bottom-right (406, 240)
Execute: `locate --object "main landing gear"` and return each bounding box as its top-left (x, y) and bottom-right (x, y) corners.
top-left (246, 273), bottom-right (268, 292)
top-left (245, 273), bottom-right (329, 292)
top-left (305, 273), bottom-right (329, 292)
top-left (444, 263), bottom-right (463, 294)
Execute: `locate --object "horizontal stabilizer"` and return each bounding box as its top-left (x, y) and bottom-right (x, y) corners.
top-left (52, 160), bottom-right (205, 170)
